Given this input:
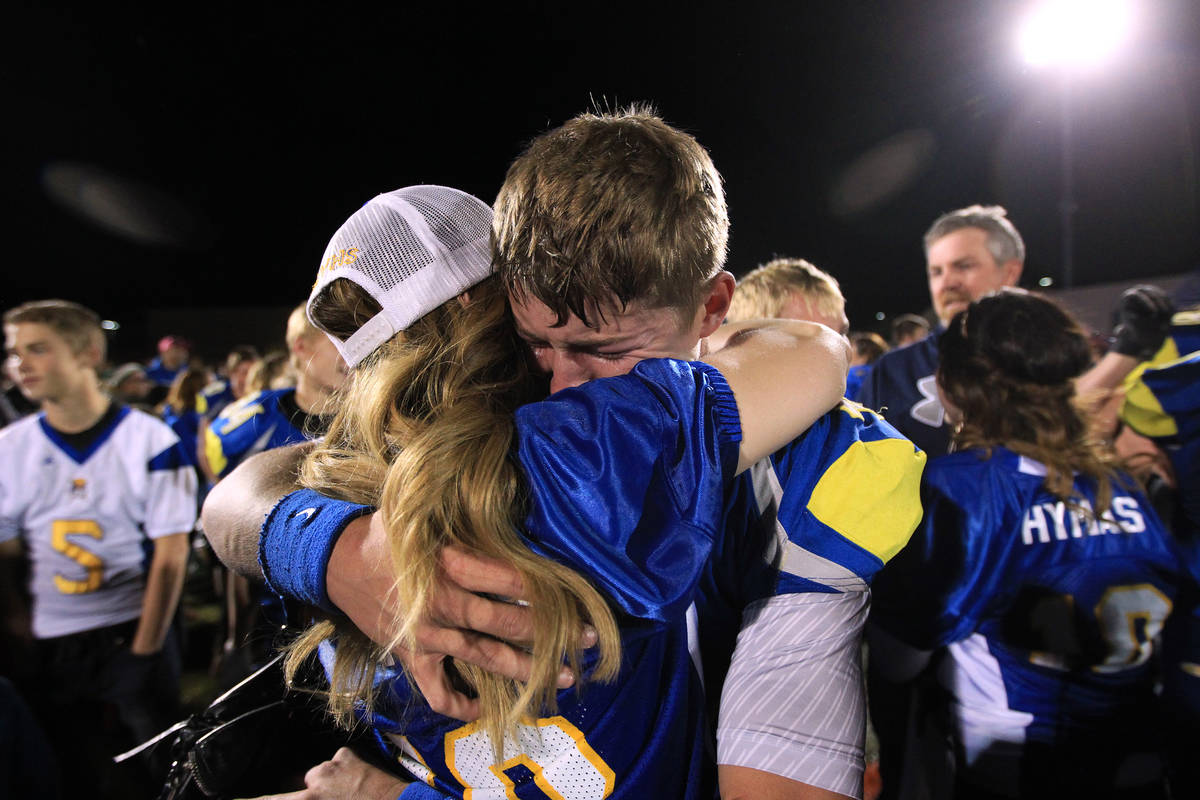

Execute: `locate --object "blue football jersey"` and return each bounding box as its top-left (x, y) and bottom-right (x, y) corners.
top-left (161, 405), bottom-right (202, 468)
top-left (202, 388), bottom-right (314, 480)
top-left (300, 369), bottom-right (924, 798)
top-left (694, 401), bottom-right (925, 730)
top-left (872, 446), bottom-right (1197, 787)
top-left (854, 332), bottom-right (953, 458)
top-left (145, 357), bottom-right (182, 388)
top-left (845, 363), bottom-right (871, 401)
top-left (361, 358), bottom-right (742, 800)
top-left (340, 367), bottom-right (924, 799)
top-left (1122, 311), bottom-right (1200, 534)
top-left (1119, 310), bottom-right (1200, 752)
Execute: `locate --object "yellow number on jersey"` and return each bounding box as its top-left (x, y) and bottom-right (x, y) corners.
top-left (51, 519), bottom-right (105, 594)
top-left (439, 716), bottom-right (615, 799)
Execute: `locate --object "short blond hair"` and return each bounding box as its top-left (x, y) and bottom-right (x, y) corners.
top-left (727, 258), bottom-right (844, 322)
top-left (494, 107), bottom-right (729, 326)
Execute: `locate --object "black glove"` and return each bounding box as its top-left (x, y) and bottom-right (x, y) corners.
top-left (1111, 285), bottom-right (1174, 361)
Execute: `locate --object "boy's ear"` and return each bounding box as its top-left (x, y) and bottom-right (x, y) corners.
top-left (78, 339), bottom-right (104, 371)
top-left (697, 271), bottom-right (736, 338)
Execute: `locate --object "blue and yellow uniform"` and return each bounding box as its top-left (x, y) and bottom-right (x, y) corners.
top-left (1122, 310), bottom-right (1200, 536)
top-left (265, 360), bottom-right (924, 798)
top-left (203, 388), bottom-right (319, 480)
top-left (1120, 309), bottom-right (1200, 784)
top-left (197, 379), bottom-right (236, 420)
top-left (872, 446), bottom-right (1198, 796)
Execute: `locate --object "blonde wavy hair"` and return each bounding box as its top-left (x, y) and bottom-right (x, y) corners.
top-left (282, 276), bottom-right (620, 746)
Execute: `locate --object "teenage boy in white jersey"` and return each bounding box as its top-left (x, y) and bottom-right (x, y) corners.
top-left (1, 300), bottom-right (197, 797)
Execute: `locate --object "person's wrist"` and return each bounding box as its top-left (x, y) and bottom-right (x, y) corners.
top-left (325, 515), bottom-right (371, 613)
top-left (258, 488), bottom-right (374, 612)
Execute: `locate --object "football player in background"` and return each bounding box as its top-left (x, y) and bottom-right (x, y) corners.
top-left (198, 344), bottom-right (260, 421)
top-left (1, 300), bottom-right (196, 798)
top-left (869, 290), bottom-right (1196, 799)
top-left (1079, 287), bottom-right (1200, 793)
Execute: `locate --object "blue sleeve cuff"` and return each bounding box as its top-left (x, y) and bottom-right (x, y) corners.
top-left (399, 782), bottom-right (448, 799)
top-left (257, 487), bottom-right (373, 613)
top-left (689, 360), bottom-right (743, 447)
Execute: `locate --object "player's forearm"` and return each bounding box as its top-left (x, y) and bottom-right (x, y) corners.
top-left (1076, 351), bottom-right (1139, 398)
top-left (200, 441), bottom-right (313, 579)
top-left (132, 532), bottom-right (189, 654)
top-left (704, 319), bottom-right (850, 472)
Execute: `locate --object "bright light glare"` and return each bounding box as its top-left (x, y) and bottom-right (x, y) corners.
top-left (875, 311), bottom-right (886, 321)
top-left (101, 320), bottom-right (120, 331)
top-left (1018, 0), bottom-right (1134, 69)
top-left (1038, 277), bottom-right (1054, 287)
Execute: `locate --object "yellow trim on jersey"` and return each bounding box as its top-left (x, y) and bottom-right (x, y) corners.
top-left (807, 437), bottom-right (926, 564)
top-left (204, 425), bottom-right (228, 478)
top-left (444, 715), bottom-right (614, 800)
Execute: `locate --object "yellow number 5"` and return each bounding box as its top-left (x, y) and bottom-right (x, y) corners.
top-left (51, 519), bottom-right (105, 594)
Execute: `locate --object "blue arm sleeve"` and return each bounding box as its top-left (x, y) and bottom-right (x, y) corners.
top-left (258, 487), bottom-right (373, 613)
top-left (515, 359), bottom-right (742, 623)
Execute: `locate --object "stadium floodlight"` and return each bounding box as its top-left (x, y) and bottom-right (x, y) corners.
top-left (1016, 0), bottom-right (1135, 287)
top-left (1017, 0), bottom-right (1134, 70)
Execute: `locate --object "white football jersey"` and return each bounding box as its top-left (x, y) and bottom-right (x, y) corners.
top-left (0, 407), bottom-right (198, 638)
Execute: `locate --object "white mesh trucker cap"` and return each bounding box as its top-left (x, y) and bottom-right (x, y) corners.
top-left (307, 185), bottom-right (493, 368)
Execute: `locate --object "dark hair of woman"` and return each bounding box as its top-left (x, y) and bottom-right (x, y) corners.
top-left (938, 288), bottom-right (1123, 513)
top-left (164, 367), bottom-right (209, 414)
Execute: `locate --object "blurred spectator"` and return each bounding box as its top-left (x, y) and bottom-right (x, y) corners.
top-left (106, 362), bottom-right (155, 412)
top-left (146, 334), bottom-right (190, 387)
top-left (244, 349), bottom-right (293, 394)
top-left (890, 313), bottom-right (931, 348)
top-left (727, 256), bottom-right (850, 334)
top-left (856, 205), bottom-right (1024, 458)
top-left (199, 304), bottom-right (347, 683)
top-left (199, 345), bottom-right (260, 419)
top-left (162, 367), bottom-right (211, 471)
top-left (847, 331), bottom-right (889, 399)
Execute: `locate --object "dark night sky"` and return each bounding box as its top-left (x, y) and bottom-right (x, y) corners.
top-left (10, 1), bottom-right (1200, 351)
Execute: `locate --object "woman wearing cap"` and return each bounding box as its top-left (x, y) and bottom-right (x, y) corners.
top-left (869, 289), bottom-right (1197, 799)
top-left (263, 185), bottom-right (849, 799)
